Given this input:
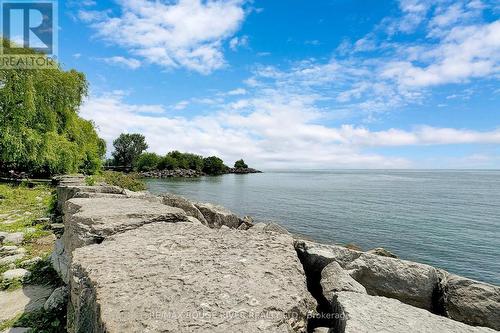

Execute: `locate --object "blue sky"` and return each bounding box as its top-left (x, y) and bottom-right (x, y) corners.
top-left (58, 0), bottom-right (499, 168)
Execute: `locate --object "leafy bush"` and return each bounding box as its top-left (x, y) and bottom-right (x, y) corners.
top-left (203, 156), bottom-right (228, 175)
top-left (101, 171), bottom-right (146, 191)
top-left (0, 40), bottom-right (105, 176)
top-left (234, 159), bottom-right (248, 169)
top-left (158, 155), bottom-right (179, 170)
top-left (135, 152), bottom-right (160, 171)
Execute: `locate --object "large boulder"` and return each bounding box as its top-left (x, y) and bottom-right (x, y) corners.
top-left (332, 292), bottom-right (495, 333)
top-left (320, 262), bottom-right (367, 297)
top-left (195, 202), bottom-right (245, 229)
top-left (440, 274), bottom-right (500, 330)
top-left (68, 222), bottom-right (314, 333)
top-left (44, 286), bottom-right (69, 312)
top-left (62, 197), bottom-right (188, 254)
top-left (56, 185), bottom-right (125, 211)
top-left (345, 253), bottom-right (439, 311)
top-left (161, 193), bottom-right (208, 225)
top-left (294, 240), bottom-right (362, 275)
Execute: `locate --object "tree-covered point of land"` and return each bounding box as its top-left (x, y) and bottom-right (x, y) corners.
top-left (202, 156), bottom-right (228, 175)
top-left (0, 40), bottom-right (105, 176)
top-left (234, 159), bottom-right (248, 169)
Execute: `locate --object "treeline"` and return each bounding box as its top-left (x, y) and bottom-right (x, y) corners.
top-left (109, 133), bottom-right (250, 176)
top-left (0, 40), bottom-right (105, 176)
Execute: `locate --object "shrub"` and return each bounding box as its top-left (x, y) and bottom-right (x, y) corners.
top-left (135, 152), bottom-right (160, 171)
top-left (101, 171), bottom-right (146, 191)
top-left (158, 155), bottom-right (179, 170)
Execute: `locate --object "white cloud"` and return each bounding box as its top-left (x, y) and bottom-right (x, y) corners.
top-left (227, 88), bottom-right (247, 95)
top-left (383, 20), bottom-right (500, 87)
top-left (81, 91), bottom-right (500, 169)
top-left (229, 35), bottom-right (249, 51)
top-left (173, 100), bottom-right (189, 110)
top-left (79, 0), bottom-right (246, 74)
top-left (102, 56), bottom-right (142, 69)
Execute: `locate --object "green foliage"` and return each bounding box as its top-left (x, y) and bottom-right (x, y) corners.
top-left (24, 258), bottom-right (63, 287)
top-left (203, 156), bottom-right (228, 175)
top-left (101, 171), bottom-right (146, 191)
top-left (0, 42), bottom-right (105, 176)
top-left (158, 155), bottom-right (179, 170)
top-left (14, 307), bottom-right (67, 333)
top-left (184, 153), bottom-right (204, 171)
top-left (112, 133), bottom-right (148, 167)
top-left (135, 152), bottom-right (160, 171)
top-left (234, 159), bottom-right (248, 169)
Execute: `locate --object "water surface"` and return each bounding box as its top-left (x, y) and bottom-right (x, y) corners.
top-left (146, 170), bottom-right (500, 285)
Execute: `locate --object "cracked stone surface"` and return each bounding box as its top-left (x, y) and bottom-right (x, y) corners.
top-left (69, 222), bottom-right (314, 333)
top-left (333, 292), bottom-right (496, 333)
top-left (62, 197), bottom-right (189, 254)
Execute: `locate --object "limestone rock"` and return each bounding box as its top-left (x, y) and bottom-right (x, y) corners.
top-left (332, 292), bottom-right (495, 333)
top-left (366, 247), bottom-right (398, 258)
top-left (263, 223), bottom-right (290, 234)
top-left (56, 185), bottom-right (125, 211)
top-left (195, 202), bottom-right (243, 229)
top-left (0, 286), bottom-right (53, 321)
top-left (320, 262), bottom-right (366, 297)
top-left (2, 268), bottom-right (30, 280)
top-left (3, 232), bottom-right (24, 245)
top-left (44, 286), bottom-right (69, 311)
top-left (161, 193), bottom-right (208, 225)
top-left (50, 239), bottom-right (69, 283)
top-left (69, 222), bottom-right (314, 333)
top-left (62, 197), bottom-right (188, 254)
top-left (440, 274), bottom-right (500, 331)
top-left (294, 240), bottom-right (362, 276)
top-left (0, 253), bottom-right (25, 265)
top-left (19, 256), bottom-right (42, 268)
top-left (345, 253), bottom-right (439, 311)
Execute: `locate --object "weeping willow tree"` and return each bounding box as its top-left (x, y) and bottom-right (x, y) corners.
top-left (0, 39), bottom-right (105, 176)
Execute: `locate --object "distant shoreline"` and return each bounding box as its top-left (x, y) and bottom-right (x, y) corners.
top-left (139, 167), bottom-right (262, 178)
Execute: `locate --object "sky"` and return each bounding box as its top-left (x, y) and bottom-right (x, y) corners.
top-left (57, 0), bottom-right (500, 169)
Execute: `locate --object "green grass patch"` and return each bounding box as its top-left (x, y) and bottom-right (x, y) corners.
top-left (85, 171), bottom-right (146, 191)
top-left (0, 184), bottom-right (55, 234)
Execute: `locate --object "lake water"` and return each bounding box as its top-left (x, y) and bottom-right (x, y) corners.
top-left (145, 170), bottom-right (500, 285)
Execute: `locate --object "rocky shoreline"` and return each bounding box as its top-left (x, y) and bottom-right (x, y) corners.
top-left (50, 175), bottom-right (499, 332)
top-left (139, 167), bottom-right (262, 178)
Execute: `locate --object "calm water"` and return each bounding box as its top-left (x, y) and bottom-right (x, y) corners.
top-left (146, 170), bottom-right (500, 285)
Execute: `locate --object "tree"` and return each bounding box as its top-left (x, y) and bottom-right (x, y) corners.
top-left (203, 156), bottom-right (228, 175)
top-left (0, 39), bottom-right (105, 176)
top-left (112, 133), bottom-right (148, 167)
top-left (158, 155), bottom-right (179, 170)
top-left (184, 153), bottom-right (204, 171)
top-left (167, 150), bottom-right (189, 169)
top-left (135, 152), bottom-right (160, 171)
top-left (234, 159), bottom-right (248, 169)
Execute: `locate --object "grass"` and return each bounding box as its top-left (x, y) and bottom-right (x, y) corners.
top-left (0, 184), bottom-right (67, 332)
top-left (85, 171), bottom-right (146, 191)
top-left (0, 183), bottom-right (55, 234)
top-left (0, 184), bottom-right (57, 291)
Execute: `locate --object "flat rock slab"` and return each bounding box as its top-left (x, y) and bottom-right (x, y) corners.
top-left (334, 292), bottom-right (496, 333)
top-left (0, 286), bottom-right (53, 322)
top-left (69, 223), bottom-right (314, 333)
top-left (63, 197), bottom-right (188, 252)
